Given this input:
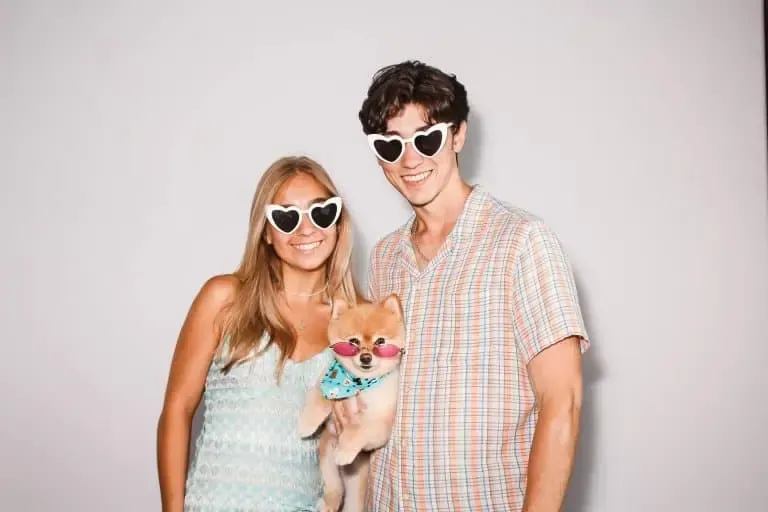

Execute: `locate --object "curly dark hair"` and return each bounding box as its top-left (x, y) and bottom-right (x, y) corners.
top-left (358, 60), bottom-right (470, 135)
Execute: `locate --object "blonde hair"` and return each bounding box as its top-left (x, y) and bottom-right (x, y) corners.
top-left (219, 155), bottom-right (363, 379)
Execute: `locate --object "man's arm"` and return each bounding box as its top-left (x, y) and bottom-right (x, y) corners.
top-left (522, 336), bottom-right (583, 512)
top-left (508, 219), bottom-right (590, 511)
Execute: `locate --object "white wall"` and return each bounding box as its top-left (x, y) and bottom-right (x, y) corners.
top-left (1, 1), bottom-right (766, 510)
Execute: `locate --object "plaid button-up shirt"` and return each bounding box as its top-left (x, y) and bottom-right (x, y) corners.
top-left (363, 185), bottom-right (590, 511)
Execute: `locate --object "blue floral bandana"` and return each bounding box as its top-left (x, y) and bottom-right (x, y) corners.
top-left (320, 359), bottom-right (386, 399)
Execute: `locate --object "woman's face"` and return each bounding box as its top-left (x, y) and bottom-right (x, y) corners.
top-left (264, 172), bottom-right (341, 274)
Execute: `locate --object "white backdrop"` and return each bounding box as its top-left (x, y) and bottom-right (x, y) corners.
top-left (2, 1), bottom-right (767, 511)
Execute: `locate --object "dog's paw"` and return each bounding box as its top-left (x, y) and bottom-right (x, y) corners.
top-left (334, 445), bottom-right (359, 466)
top-left (316, 494), bottom-right (342, 512)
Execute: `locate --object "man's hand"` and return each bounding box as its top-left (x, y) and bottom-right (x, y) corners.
top-left (330, 393), bottom-right (367, 435)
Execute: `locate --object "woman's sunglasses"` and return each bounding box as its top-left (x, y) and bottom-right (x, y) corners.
top-left (367, 122), bottom-right (453, 164)
top-left (264, 196), bottom-right (342, 235)
top-left (330, 340), bottom-right (405, 358)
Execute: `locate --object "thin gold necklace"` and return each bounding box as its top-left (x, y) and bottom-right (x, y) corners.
top-left (284, 282), bottom-right (328, 330)
top-left (410, 221), bottom-right (431, 263)
top-left (284, 282), bottom-right (328, 298)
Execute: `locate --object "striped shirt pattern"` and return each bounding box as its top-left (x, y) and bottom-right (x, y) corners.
top-left (363, 185), bottom-right (590, 511)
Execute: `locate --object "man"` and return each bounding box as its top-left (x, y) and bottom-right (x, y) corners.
top-left (334, 60), bottom-right (590, 511)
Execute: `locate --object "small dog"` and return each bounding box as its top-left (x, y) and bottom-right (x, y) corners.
top-left (298, 293), bottom-right (406, 512)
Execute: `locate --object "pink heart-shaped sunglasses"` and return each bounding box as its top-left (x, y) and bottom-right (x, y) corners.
top-left (330, 340), bottom-right (405, 358)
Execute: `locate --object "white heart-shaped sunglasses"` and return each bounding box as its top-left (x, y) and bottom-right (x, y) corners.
top-left (264, 196), bottom-right (342, 235)
top-left (367, 122), bottom-right (453, 163)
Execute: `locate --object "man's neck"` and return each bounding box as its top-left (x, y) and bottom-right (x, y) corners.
top-left (413, 172), bottom-right (473, 237)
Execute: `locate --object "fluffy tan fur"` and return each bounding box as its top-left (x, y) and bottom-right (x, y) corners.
top-left (298, 294), bottom-right (405, 512)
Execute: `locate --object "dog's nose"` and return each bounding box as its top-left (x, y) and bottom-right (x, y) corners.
top-left (360, 352), bottom-right (373, 364)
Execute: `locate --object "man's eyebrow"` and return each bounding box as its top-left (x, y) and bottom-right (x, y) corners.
top-left (384, 124), bottom-right (432, 136)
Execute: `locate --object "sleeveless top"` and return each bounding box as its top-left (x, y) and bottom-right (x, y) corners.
top-left (184, 335), bottom-right (334, 512)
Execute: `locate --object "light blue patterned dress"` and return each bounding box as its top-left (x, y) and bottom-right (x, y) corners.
top-left (184, 335), bottom-right (333, 512)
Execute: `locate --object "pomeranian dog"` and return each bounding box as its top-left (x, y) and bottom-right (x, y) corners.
top-left (298, 293), bottom-right (406, 512)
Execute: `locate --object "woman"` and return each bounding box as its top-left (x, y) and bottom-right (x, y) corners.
top-left (156, 155), bottom-right (363, 511)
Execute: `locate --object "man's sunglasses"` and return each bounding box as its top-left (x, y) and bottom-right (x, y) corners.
top-left (264, 196), bottom-right (342, 235)
top-left (367, 122), bottom-right (454, 164)
top-left (330, 340), bottom-right (405, 358)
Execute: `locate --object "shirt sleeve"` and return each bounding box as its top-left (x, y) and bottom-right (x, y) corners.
top-left (365, 249), bottom-right (378, 302)
top-left (510, 219), bottom-right (590, 366)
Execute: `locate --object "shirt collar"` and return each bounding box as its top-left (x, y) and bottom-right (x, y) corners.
top-left (397, 184), bottom-right (489, 266)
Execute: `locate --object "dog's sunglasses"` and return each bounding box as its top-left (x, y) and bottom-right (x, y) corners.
top-left (330, 340), bottom-right (405, 358)
top-left (264, 196), bottom-right (342, 235)
top-left (367, 122), bottom-right (454, 164)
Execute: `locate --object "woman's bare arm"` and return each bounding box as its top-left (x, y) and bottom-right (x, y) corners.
top-left (156, 275), bottom-right (239, 512)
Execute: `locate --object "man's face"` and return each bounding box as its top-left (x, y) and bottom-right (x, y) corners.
top-left (369, 103), bottom-right (466, 208)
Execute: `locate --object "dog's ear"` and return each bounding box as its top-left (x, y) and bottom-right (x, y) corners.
top-left (331, 299), bottom-right (350, 319)
top-left (381, 293), bottom-right (404, 319)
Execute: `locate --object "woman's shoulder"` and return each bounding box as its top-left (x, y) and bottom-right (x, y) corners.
top-left (200, 273), bottom-right (241, 299)
top-left (191, 274), bottom-right (242, 317)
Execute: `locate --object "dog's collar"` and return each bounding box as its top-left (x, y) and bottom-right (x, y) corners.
top-left (320, 359), bottom-right (393, 399)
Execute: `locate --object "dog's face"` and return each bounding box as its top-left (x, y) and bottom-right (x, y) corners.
top-left (328, 294), bottom-right (406, 378)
